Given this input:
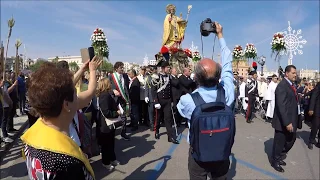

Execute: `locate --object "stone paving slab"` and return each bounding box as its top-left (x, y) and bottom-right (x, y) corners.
top-left (0, 115), bottom-right (319, 180)
top-left (0, 113), bottom-right (28, 161)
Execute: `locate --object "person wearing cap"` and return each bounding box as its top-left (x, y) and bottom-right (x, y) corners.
top-left (153, 61), bottom-right (179, 144)
top-left (245, 70), bottom-right (258, 123)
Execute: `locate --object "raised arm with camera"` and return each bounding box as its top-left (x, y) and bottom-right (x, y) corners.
top-left (215, 22), bottom-right (234, 104)
top-left (200, 20), bottom-right (234, 104)
top-left (77, 56), bottom-right (102, 110)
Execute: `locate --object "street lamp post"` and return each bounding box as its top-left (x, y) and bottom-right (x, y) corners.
top-left (258, 55), bottom-right (266, 76)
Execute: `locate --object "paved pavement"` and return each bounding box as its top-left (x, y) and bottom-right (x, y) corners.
top-left (0, 112), bottom-right (28, 160)
top-left (0, 114), bottom-right (319, 180)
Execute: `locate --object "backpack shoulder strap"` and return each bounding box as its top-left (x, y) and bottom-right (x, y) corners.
top-left (191, 92), bottom-right (206, 106)
top-left (217, 84), bottom-right (226, 104)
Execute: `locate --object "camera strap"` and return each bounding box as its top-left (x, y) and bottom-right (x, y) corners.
top-left (200, 34), bottom-right (217, 60)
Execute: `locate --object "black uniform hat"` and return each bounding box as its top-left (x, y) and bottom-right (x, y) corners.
top-left (249, 70), bottom-right (257, 76)
top-left (157, 60), bottom-right (170, 68)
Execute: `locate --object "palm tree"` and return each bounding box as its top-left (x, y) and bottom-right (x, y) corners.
top-left (3, 16), bottom-right (15, 82)
top-left (15, 39), bottom-right (22, 75)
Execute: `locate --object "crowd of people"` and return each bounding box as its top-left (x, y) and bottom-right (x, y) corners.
top-left (0, 22), bottom-right (319, 180)
top-left (233, 62), bottom-right (320, 173)
top-left (0, 71), bottom-right (27, 143)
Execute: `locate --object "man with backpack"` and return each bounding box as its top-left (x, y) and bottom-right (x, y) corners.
top-left (177, 22), bottom-right (235, 180)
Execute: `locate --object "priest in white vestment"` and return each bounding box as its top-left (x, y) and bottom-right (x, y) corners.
top-left (265, 74), bottom-right (278, 118)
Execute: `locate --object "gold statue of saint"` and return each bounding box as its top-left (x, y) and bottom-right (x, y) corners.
top-left (162, 4), bottom-right (187, 49)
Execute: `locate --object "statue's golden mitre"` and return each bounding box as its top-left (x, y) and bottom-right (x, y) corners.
top-left (166, 4), bottom-right (176, 13)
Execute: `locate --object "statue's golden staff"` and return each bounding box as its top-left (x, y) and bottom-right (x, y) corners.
top-left (186, 5), bottom-right (192, 22)
top-left (179, 5), bottom-right (192, 42)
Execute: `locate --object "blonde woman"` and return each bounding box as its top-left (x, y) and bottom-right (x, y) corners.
top-left (96, 78), bottom-right (121, 170)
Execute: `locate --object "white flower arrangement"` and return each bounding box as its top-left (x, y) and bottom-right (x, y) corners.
top-left (271, 32), bottom-right (286, 53)
top-left (192, 51), bottom-right (201, 62)
top-left (90, 28), bottom-right (109, 58)
top-left (232, 45), bottom-right (244, 59)
top-left (244, 43), bottom-right (257, 59)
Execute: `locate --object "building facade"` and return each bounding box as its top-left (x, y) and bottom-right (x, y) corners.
top-left (298, 69), bottom-right (319, 80)
top-left (232, 60), bottom-right (250, 78)
top-left (47, 56), bottom-right (83, 68)
top-left (123, 62), bottom-right (140, 73)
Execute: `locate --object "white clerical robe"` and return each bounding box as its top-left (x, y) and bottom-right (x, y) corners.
top-left (258, 82), bottom-right (268, 99)
top-left (265, 81), bottom-right (278, 118)
top-left (239, 82), bottom-right (247, 110)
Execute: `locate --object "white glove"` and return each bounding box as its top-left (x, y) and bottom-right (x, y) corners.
top-left (145, 97), bottom-right (149, 103)
top-left (171, 102), bottom-right (173, 107)
top-left (155, 104), bottom-right (161, 109)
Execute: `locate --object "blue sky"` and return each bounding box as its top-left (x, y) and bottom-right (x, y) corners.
top-left (1, 1), bottom-right (319, 71)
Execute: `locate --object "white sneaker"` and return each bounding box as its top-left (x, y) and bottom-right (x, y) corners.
top-left (3, 137), bottom-right (13, 143)
top-left (111, 160), bottom-right (120, 166)
top-left (102, 164), bottom-right (114, 170)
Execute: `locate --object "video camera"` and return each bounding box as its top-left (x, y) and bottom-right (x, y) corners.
top-left (200, 18), bottom-right (217, 36)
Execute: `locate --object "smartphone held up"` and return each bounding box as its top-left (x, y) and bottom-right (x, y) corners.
top-left (80, 47), bottom-right (95, 63)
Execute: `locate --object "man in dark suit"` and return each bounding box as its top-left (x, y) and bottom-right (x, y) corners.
top-left (128, 69), bottom-right (141, 131)
top-left (170, 67), bottom-right (182, 127)
top-left (308, 82), bottom-right (320, 149)
top-left (271, 65), bottom-right (299, 172)
top-left (179, 68), bottom-right (194, 95)
top-left (108, 62), bottom-right (130, 140)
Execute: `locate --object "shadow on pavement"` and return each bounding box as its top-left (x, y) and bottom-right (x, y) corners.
top-left (128, 125), bottom-right (150, 136)
top-left (297, 130), bottom-right (311, 146)
top-left (264, 138), bottom-right (273, 165)
top-left (227, 153), bottom-right (237, 180)
top-left (0, 161), bottom-right (28, 179)
top-left (116, 134), bottom-right (156, 164)
top-left (90, 133), bottom-right (156, 179)
top-left (1, 140), bottom-right (24, 165)
top-left (124, 155), bottom-right (171, 180)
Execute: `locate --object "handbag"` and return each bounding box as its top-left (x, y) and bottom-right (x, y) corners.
top-left (97, 97), bottom-right (122, 130)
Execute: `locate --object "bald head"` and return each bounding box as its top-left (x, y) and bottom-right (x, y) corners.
top-left (195, 58), bottom-right (221, 87)
top-left (198, 58), bottom-right (218, 78)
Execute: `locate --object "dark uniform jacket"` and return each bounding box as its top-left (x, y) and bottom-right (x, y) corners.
top-left (156, 73), bottom-right (173, 102)
top-left (245, 78), bottom-right (258, 97)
